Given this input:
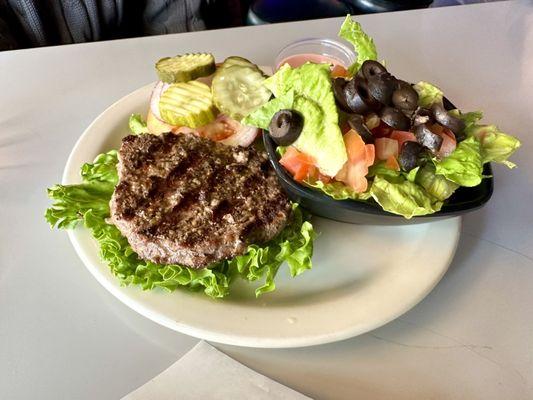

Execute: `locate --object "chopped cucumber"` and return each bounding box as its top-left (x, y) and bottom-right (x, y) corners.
top-left (156, 53), bottom-right (215, 83)
top-left (159, 81), bottom-right (216, 128)
top-left (212, 65), bottom-right (271, 121)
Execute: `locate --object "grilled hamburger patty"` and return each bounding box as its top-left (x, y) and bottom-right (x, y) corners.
top-left (109, 132), bottom-right (291, 268)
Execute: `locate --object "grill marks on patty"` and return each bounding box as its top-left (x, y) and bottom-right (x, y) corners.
top-left (110, 132), bottom-right (291, 268)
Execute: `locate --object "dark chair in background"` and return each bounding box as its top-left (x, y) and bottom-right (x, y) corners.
top-left (0, 0), bottom-right (251, 50)
top-left (0, 0), bottom-right (434, 51)
top-left (247, 0), bottom-right (433, 24)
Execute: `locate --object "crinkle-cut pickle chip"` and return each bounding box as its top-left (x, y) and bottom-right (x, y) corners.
top-left (156, 53), bottom-right (216, 83)
top-left (159, 81), bottom-right (216, 128)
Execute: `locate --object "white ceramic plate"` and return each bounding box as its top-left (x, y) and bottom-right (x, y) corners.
top-left (63, 82), bottom-right (461, 348)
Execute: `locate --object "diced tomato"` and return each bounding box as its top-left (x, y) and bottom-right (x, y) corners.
top-left (436, 132), bottom-right (456, 158)
top-left (337, 162), bottom-right (369, 192)
top-left (365, 143), bottom-right (375, 166)
top-left (390, 130), bottom-right (416, 150)
top-left (371, 121), bottom-right (394, 138)
top-left (442, 127), bottom-right (456, 140)
top-left (334, 131), bottom-right (375, 193)
top-left (429, 124), bottom-right (457, 158)
top-left (344, 129), bottom-right (367, 163)
top-left (375, 137), bottom-right (399, 161)
top-left (385, 155), bottom-right (400, 171)
top-left (279, 146), bottom-right (318, 182)
top-left (331, 65), bottom-right (349, 78)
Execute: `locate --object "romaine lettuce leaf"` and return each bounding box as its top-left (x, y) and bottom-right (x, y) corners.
top-left (370, 175), bottom-right (443, 219)
top-left (416, 165), bottom-right (459, 201)
top-left (413, 81), bottom-right (444, 108)
top-left (434, 136), bottom-right (483, 187)
top-left (243, 91), bottom-right (294, 129)
top-left (466, 124), bottom-right (521, 168)
top-left (246, 63), bottom-right (347, 177)
top-left (306, 180), bottom-right (371, 201)
top-left (405, 167), bottom-right (420, 183)
top-left (449, 109), bottom-right (483, 130)
top-left (449, 110), bottom-right (520, 168)
top-left (368, 162), bottom-right (403, 182)
top-left (338, 15), bottom-right (378, 74)
top-left (45, 152), bottom-right (315, 299)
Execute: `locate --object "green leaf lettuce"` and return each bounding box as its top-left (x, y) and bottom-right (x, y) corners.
top-left (45, 151), bottom-right (315, 299)
top-left (128, 114), bottom-right (149, 135)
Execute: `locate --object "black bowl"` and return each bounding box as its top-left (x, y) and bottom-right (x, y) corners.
top-left (263, 132), bottom-right (493, 225)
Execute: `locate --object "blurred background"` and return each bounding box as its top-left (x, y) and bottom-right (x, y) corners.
top-left (0, 0), bottom-right (503, 51)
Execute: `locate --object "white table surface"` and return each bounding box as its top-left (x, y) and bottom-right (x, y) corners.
top-left (1, 1), bottom-right (532, 399)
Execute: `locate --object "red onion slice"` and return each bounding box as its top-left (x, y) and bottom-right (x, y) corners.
top-left (220, 125), bottom-right (260, 147)
top-left (149, 81), bottom-right (170, 121)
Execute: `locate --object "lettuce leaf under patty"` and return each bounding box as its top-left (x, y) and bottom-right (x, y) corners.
top-left (45, 151), bottom-right (315, 299)
top-left (128, 114), bottom-right (149, 135)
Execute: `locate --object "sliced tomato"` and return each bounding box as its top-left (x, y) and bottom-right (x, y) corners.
top-left (331, 65), bottom-right (349, 78)
top-left (194, 114), bottom-right (241, 141)
top-left (279, 146), bottom-right (317, 182)
top-left (390, 130), bottom-right (416, 150)
top-left (371, 121), bottom-right (394, 138)
top-left (375, 137), bottom-right (399, 161)
top-left (385, 155), bottom-right (400, 171)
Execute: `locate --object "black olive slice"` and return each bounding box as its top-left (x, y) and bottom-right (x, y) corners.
top-left (343, 78), bottom-right (371, 114)
top-left (332, 77), bottom-right (352, 112)
top-left (353, 78), bottom-right (382, 110)
top-left (380, 107), bottom-right (410, 130)
top-left (392, 82), bottom-right (419, 113)
top-left (431, 103), bottom-right (465, 136)
top-left (415, 123), bottom-right (443, 153)
top-left (356, 60), bottom-right (388, 80)
top-left (347, 114), bottom-right (374, 144)
top-left (399, 141), bottom-right (424, 172)
top-left (367, 73), bottom-right (396, 106)
top-left (268, 109), bottom-right (303, 146)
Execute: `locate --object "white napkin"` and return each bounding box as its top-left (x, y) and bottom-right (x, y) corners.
top-left (122, 341), bottom-right (311, 400)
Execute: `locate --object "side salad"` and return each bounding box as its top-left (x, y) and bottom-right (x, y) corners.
top-left (244, 16), bottom-right (521, 218)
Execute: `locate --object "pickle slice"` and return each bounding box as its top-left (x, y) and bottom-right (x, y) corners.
top-left (212, 65), bottom-right (271, 121)
top-left (156, 53), bottom-right (216, 83)
top-left (219, 56), bottom-right (256, 70)
top-left (159, 81), bottom-right (216, 128)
